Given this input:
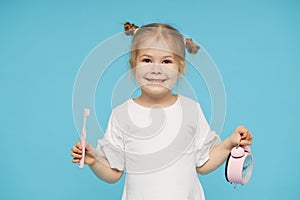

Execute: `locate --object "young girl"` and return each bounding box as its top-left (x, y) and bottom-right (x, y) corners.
top-left (71, 22), bottom-right (253, 200)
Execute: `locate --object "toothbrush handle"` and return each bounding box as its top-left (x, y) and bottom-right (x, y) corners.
top-left (78, 130), bottom-right (86, 168)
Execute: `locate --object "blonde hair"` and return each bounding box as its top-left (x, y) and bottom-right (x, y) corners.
top-left (124, 22), bottom-right (200, 74)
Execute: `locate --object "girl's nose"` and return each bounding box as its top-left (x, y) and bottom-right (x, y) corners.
top-left (151, 71), bottom-right (161, 75)
top-left (150, 64), bottom-right (162, 75)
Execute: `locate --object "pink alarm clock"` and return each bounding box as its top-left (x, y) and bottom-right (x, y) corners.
top-left (225, 145), bottom-right (254, 188)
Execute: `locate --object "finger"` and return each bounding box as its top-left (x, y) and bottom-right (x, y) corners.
top-left (239, 127), bottom-right (248, 134)
top-left (71, 152), bottom-right (82, 159)
top-left (247, 135), bottom-right (252, 141)
top-left (72, 158), bottom-right (79, 163)
top-left (240, 139), bottom-right (252, 146)
top-left (236, 125), bottom-right (245, 130)
top-left (248, 132), bottom-right (253, 141)
top-left (243, 131), bottom-right (252, 141)
top-left (71, 146), bottom-right (82, 154)
top-left (85, 142), bottom-right (91, 151)
top-left (76, 141), bottom-right (82, 150)
top-left (239, 129), bottom-right (249, 139)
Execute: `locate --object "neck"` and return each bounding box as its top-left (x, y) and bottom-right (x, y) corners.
top-left (134, 90), bottom-right (178, 108)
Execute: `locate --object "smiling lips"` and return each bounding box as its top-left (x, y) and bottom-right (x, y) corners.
top-left (145, 78), bottom-right (167, 84)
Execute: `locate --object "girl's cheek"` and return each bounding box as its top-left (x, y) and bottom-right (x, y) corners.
top-left (135, 64), bottom-right (152, 75)
top-left (162, 65), bottom-right (179, 78)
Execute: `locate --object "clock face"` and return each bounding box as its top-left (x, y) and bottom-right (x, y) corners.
top-left (242, 155), bottom-right (254, 183)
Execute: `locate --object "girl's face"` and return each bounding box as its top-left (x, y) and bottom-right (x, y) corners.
top-left (134, 47), bottom-right (181, 96)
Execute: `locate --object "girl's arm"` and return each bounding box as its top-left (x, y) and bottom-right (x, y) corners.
top-left (89, 158), bottom-right (123, 184)
top-left (71, 141), bottom-right (123, 183)
top-left (196, 126), bottom-right (253, 175)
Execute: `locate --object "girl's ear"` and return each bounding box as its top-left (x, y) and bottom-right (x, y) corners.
top-left (177, 60), bottom-right (186, 76)
top-left (130, 67), bottom-right (136, 76)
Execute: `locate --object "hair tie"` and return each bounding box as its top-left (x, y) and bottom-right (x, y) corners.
top-left (133, 28), bottom-right (139, 35)
top-left (183, 38), bottom-right (187, 45)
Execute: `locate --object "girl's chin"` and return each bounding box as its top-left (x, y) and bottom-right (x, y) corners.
top-left (142, 85), bottom-right (171, 94)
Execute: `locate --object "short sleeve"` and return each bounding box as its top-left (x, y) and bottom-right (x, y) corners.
top-left (96, 112), bottom-right (125, 171)
top-left (194, 104), bottom-right (221, 167)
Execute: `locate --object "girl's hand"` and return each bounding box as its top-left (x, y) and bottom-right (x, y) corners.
top-left (71, 141), bottom-right (96, 166)
top-left (229, 126), bottom-right (253, 148)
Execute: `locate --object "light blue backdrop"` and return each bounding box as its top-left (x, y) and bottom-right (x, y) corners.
top-left (0, 0), bottom-right (299, 199)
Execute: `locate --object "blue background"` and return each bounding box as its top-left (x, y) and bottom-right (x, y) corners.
top-left (1, 0), bottom-right (299, 199)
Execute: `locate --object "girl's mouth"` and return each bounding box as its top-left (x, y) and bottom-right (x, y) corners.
top-left (145, 78), bottom-right (167, 84)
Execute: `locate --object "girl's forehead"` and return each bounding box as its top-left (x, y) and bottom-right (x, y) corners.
top-left (136, 37), bottom-right (177, 54)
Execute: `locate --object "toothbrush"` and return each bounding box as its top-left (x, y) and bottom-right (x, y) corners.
top-left (79, 108), bottom-right (90, 168)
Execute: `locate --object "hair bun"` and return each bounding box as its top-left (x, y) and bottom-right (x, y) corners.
top-left (184, 38), bottom-right (200, 54)
top-left (124, 22), bottom-right (139, 36)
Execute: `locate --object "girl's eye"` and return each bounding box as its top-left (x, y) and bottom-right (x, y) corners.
top-left (142, 58), bottom-right (152, 63)
top-left (162, 59), bottom-right (173, 64)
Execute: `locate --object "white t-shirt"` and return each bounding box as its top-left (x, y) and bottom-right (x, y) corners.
top-left (96, 95), bottom-right (220, 200)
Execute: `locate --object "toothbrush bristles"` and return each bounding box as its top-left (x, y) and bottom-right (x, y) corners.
top-left (84, 108), bottom-right (90, 117)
